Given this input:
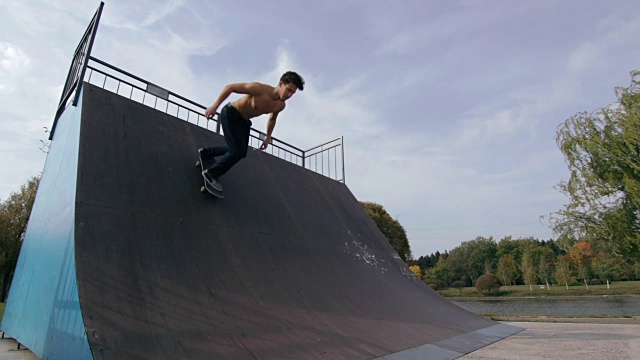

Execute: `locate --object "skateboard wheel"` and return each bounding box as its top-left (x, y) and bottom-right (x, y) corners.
top-left (200, 186), bottom-right (205, 193)
top-left (195, 161), bottom-right (200, 167)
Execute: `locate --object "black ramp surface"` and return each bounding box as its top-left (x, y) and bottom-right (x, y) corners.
top-left (74, 84), bottom-right (518, 360)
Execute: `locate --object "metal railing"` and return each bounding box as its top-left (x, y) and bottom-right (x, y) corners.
top-left (50, 1), bottom-right (103, 140)
top-left (81, 58), bottom-right (345, 182)
top-left (51, 2), bottom-right (345, 183)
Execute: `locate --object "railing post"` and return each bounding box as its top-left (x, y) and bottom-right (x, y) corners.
top-left (72, 2), bottom-right (104, 107)
top-left (50, 2), bottom-right (104, 140)
top-left (341, 136), bottom-right (345, 184)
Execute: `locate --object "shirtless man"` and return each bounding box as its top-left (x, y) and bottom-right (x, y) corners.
top-left (199, 71), bottom-right (305, 191)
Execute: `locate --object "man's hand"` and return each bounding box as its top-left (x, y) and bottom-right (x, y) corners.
top-left (259, 136), bottom-right (271, 151)
top-left (204, 105), bottom-right (218, 119)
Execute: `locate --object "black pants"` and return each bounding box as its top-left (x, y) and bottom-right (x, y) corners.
top-left (200, 103), bottom-right (252, 179)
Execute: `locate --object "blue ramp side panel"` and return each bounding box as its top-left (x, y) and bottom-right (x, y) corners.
top-left (1, 91), bottom-right (92, 360)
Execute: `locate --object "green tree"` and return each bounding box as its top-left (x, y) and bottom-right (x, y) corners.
top-left (592, 251), bottom-right (624, 289)
top-left (497, 236), bottom-right (523, 261)
top-left (360, 202), bottom-right (412, 262)
top-left (521, 251), bottom-right (538, 291)
top-left (549, 71), bottom-right (640, 262)
top-left (0, 176), bottom-right (40, 301)
top-left (444, 236), bottom-right (497, 286)
top-left (537, 247), bottom-right (556, 290)
top-left (554, 255), bottom-right (575, 290)
top-left (425, 255), bottom-right (450, 287)
top-left (497, 236), bottom-right (542, 283)
top-left (496, 254), bottom-right (518, 287)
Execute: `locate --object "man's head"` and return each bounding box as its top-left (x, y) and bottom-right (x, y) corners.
top-left (277, 71), bottom-right (304, 101)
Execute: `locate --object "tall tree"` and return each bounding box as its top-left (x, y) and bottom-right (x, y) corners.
top-left (0, 176), bottom-right (40, 301)
top-left (497, 237), bottom-right (539, 283)
top-left (568, 242), bottom-right (594, 289)
top-left (444, 236), bottom-right (497, 286)
top-left (554, 255), bottom-right (575, 290)
top-left (537, 247), bottom-right (556, 290)
top-left (592, 251), bottom-right (624, 289)
top-left (425, 255), bottom-right (450, 287)
top-left (521, 251), bottom-right (538, 291)
top-left (360, 202), bottom-right (413, 262)
top-left (496, 254), bottom-right (518, 287)
top-left (549, 71), bottom-right (640, 261)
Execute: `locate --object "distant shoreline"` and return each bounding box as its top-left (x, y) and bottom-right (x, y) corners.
top-left (449, 294), bottom-right (640, 301)
top-left (487, 315), bottom-right (640, 324)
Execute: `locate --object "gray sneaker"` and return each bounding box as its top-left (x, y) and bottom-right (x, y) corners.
top-left (209, 178), bottom-right (223, 191)
top-left (202, 170), bottom-right (223, 191)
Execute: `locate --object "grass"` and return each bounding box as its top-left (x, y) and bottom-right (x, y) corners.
top-left (438, 280), bottom-right (640, 298)
top-left (481, 313), bottom-right (639, 319)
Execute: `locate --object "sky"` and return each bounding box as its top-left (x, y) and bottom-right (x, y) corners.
top-left (1, 0), bottom-right (639, 258)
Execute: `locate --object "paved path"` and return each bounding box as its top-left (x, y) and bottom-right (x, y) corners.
top-left (0, 336), bottom-right (37, 360)
top-left (462, 321), bottom-right (640, 360)
top-left (1, 320), bottom-right (638, 359)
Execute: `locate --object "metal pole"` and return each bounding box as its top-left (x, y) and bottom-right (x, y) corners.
top-left (341, 136), bottom-right (345, 183)
top-left (72, 2), bottom-right (104, 107)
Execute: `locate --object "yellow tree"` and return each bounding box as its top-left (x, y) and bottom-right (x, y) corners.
top-left (568, 242), bottom-right (594, 289)
top-left (409, 265), bottom-right (421, 278)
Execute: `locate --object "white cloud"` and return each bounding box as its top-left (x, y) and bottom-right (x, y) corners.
top-left (253, 43), bottom-right (385, 149)
top-left (104, 0), bottom-right (185, 30)
top-left (453, 104), bottom-right (538, 148)
top-left (0, 42), bottom-right (31, 94)
top-left (567, 42), bottom-right (601, 73)
top-left (0, 42), bottom-right (31, 74)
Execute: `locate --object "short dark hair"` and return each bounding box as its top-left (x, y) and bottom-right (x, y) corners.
top-left (280, 71), bottom-right (305, 91)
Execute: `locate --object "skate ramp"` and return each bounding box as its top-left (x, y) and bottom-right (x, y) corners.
top-left (8, 82), bottom-right (521, 360)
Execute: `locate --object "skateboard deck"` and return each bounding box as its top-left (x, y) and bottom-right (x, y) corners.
top-left (196, 152), bottom-right (224, 198)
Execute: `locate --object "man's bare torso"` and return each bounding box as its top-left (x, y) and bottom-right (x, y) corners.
top-left (231, 83), bottom-right (285, 120)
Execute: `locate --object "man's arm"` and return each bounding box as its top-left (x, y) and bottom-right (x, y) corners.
top-left (204, 82), bottom-right (266, 118)
top-left (260, 111), bottom-right (280, 150)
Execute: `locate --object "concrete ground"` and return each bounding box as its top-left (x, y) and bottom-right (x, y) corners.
top-left (0, 320), bottom-right (638, 359)
top-left (0, 335), bottom-right (37, 360)
top-left (462, 320), bottom-right (640, 360)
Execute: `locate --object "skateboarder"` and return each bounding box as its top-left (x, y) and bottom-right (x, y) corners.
top-left (199, 71), bottom-right (304, 191)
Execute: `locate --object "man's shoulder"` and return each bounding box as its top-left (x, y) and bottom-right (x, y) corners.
top-left (252, 82), bottom-right (275, 92)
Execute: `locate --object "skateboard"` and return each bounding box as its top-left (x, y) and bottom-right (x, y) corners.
top-left (196, 151), bottom-right (224, 198)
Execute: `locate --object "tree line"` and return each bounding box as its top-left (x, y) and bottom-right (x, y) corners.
top-left (407, 235), bottom-right (639, 290)
top-left (0, 176), bottom-right (39, 301)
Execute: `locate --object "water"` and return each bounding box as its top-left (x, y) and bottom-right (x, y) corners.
top-left (453, 297), bottom-right (640, 316)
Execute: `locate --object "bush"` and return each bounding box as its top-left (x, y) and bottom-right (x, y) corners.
top-left (423, 278), bottom-right (442, 290)
top-left (451, 280), bottom-right (466, 292)
top-left (475, 274), bottom-right (501, 294)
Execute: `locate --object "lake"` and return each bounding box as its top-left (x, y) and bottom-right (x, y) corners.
top-left (452, 297), bottom-right (640, 316)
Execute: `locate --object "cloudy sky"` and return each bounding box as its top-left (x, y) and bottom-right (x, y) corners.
top-left (2, 0), bottom-right (639, 257)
